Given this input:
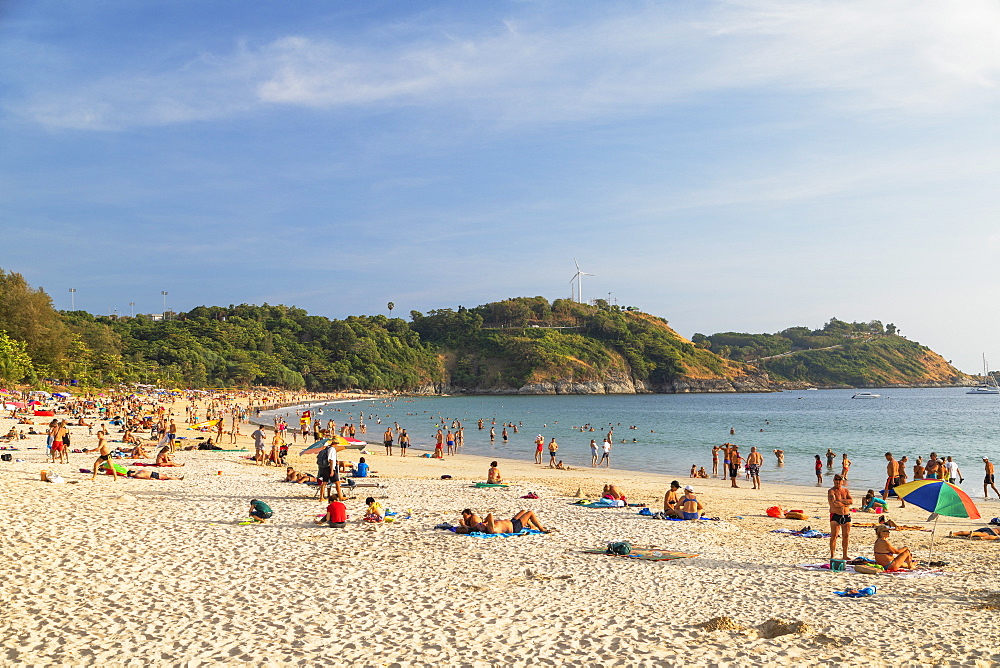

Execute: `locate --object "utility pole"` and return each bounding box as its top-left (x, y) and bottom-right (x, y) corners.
top-left (68, 288), bottom-right (76, 310)
top-left (161, 291), bottom-right (168, 319)
top-left (129, 302), bottom-right (135, 317)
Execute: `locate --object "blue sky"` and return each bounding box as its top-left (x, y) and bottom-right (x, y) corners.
top-left (3, 0), bottom-right (1000, 372)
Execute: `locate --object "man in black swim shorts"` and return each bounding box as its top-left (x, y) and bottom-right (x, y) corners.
top-left (828, 474), bottom-right (853, 561)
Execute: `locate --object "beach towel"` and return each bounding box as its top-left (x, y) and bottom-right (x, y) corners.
top-left (581, 498), bottom-right (625, 508)
top-left (583, 548), bottom-right (698, 562)
top-left (797, 563), bottom-right (945, 578)
top-left (852, 522), bottom-right (931, 532)
top-left (466, 529), bottom-right (542, 538)
top-left (835, 586), bottom-right (877, 598)
top-left (773, 528), bottom-right (830, 538)
top-left (474, 482), bottom-right (509, 488)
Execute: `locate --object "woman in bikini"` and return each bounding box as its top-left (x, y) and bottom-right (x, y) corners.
top-left (155, 446), bottom-right (184, 467)
top-left (873, 526), bottom-right (915, 570)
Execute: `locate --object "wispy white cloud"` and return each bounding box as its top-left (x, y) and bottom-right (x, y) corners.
top-left (9, 1), bottom-right (1000, 130)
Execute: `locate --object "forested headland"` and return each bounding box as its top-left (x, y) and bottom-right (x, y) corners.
top-left (0, 268), bottom-right (970, 392)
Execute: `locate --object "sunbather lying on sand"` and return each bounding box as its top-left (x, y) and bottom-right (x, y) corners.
top-left (285, 467), bottom-right (319, 483)
top-left (126, 469), bottom-right (183, 480)
top-left (456, 509), bottom-right (550, 534)
top-left (949, 527), bottom-right (1000, 540)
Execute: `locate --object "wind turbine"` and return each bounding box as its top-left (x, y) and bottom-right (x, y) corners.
top-left (569, 259), bottom-right (594, 304)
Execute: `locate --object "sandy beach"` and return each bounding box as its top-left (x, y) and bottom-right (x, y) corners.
top-left (2, 405), bottom-right (1000, 667)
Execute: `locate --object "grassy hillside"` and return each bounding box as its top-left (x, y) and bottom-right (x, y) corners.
top-left (698, 318), bottom-right (967, 387)
top-left (411, 297), bottom-right (754, 390)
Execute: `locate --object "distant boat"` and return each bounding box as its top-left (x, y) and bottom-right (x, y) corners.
top-left (805, 387), bottom-right (818, 391)
top-left (967, 354), bottom-right (1000, 395)
top-left (852, 392), bottom-right (880, 399)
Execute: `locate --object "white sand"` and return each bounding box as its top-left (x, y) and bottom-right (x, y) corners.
top-left (2, 413), bottom-right (1000, 666)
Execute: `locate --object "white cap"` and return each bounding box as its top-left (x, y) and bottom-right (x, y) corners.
top-left (684, 485), bottom-right (694, 491)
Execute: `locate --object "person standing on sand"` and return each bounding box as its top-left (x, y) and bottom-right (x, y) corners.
top-left (446, 431), bottom-right (456, 455)
top-left (590, 439), bottom-right (598, 467)
top-left (398, 429), bottom-right (409, 456)
top-left (383, 427), bottom-right (394, 456)
top-left (882, 452), bottom-right (900, 504)
top-left (985, 458), bottom-right (1000, 499)
top-left (841, 453), bottom-right (852, 481)
top-left (814, 455), bottom-right (823, 486)
top-left (711, 445), bottom-right (720, 476)
top-left (548, 438), bottom-right (559, 468)
top-left (251, 426), bottom-right (266, 464)
top-left (747, 447), bottom-right (763, 490)
top-left (729, 448), bottom-right (742, 488)
top-left (167, 419), bottom-right (177, 452)
top-left (828, 474), bottom-right (853, 561)
top-left (534, 435), bottom-right (544, 464)
top-left (88, 428), bottom-right (117, 481)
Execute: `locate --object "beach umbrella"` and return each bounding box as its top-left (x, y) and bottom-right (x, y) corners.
top-left (300, 438), bottom-right (329, 456)
top-left (893, 479), bottom-right (980, 520)
top-left (893, 479), bottom-right (981, 563)
top-left (3, 403), bottom-right (18, 411)
top-left (299, 435), bottom-right (352, 456)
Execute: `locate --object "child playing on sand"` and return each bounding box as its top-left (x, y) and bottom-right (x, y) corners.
top-left (316, 499), bottom-right (347, 528)
top-left (363, 497), bottom-right (385, 523)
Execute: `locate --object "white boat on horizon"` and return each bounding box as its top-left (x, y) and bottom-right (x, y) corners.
top-left (852, 391), bottom-right (881, 399)
top-left (967, 354), bottom-right (1000, 395)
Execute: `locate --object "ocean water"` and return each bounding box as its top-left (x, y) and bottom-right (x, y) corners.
top-left (269, 388), bottom-right (1000, 496)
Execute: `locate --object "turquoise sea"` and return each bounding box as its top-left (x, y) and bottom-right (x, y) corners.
top-left (268, 388), bottom-right (1000, 497)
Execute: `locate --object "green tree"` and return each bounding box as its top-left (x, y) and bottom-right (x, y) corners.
top-left (0, 329), bottom-right (34, 383)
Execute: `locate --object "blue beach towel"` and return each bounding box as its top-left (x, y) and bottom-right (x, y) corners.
top-left (467, 529), bottom-right (542, 538)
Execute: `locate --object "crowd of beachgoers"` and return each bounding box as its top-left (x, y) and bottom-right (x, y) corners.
top-left (1, 385), bottom-right (999, 665)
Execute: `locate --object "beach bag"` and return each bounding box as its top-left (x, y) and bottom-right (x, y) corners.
top-left (766, 506), bottom-right (784, 518)
top-left (316, 447), bottom-right (329, 470)
top-left (0, 454), bottom-right (11, 462)
top-left (606, 541), bottom-right (632, 555)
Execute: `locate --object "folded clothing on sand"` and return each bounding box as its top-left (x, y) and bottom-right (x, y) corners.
top-left (836, 586), bottom-right (877, 598)
top-left (582, 498), bottom-right (625, 508)
top-left (773, 528), bottom-right (830, 538)
top-left (583, 548), bottom-right (698, 561)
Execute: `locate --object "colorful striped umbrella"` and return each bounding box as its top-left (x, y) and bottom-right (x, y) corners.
top-left (893, 479), bottom-right (980, 564)
top-left (299, 435), bottom-right (353, 456)
top-left (893, 479), bottom-right (980, 519)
